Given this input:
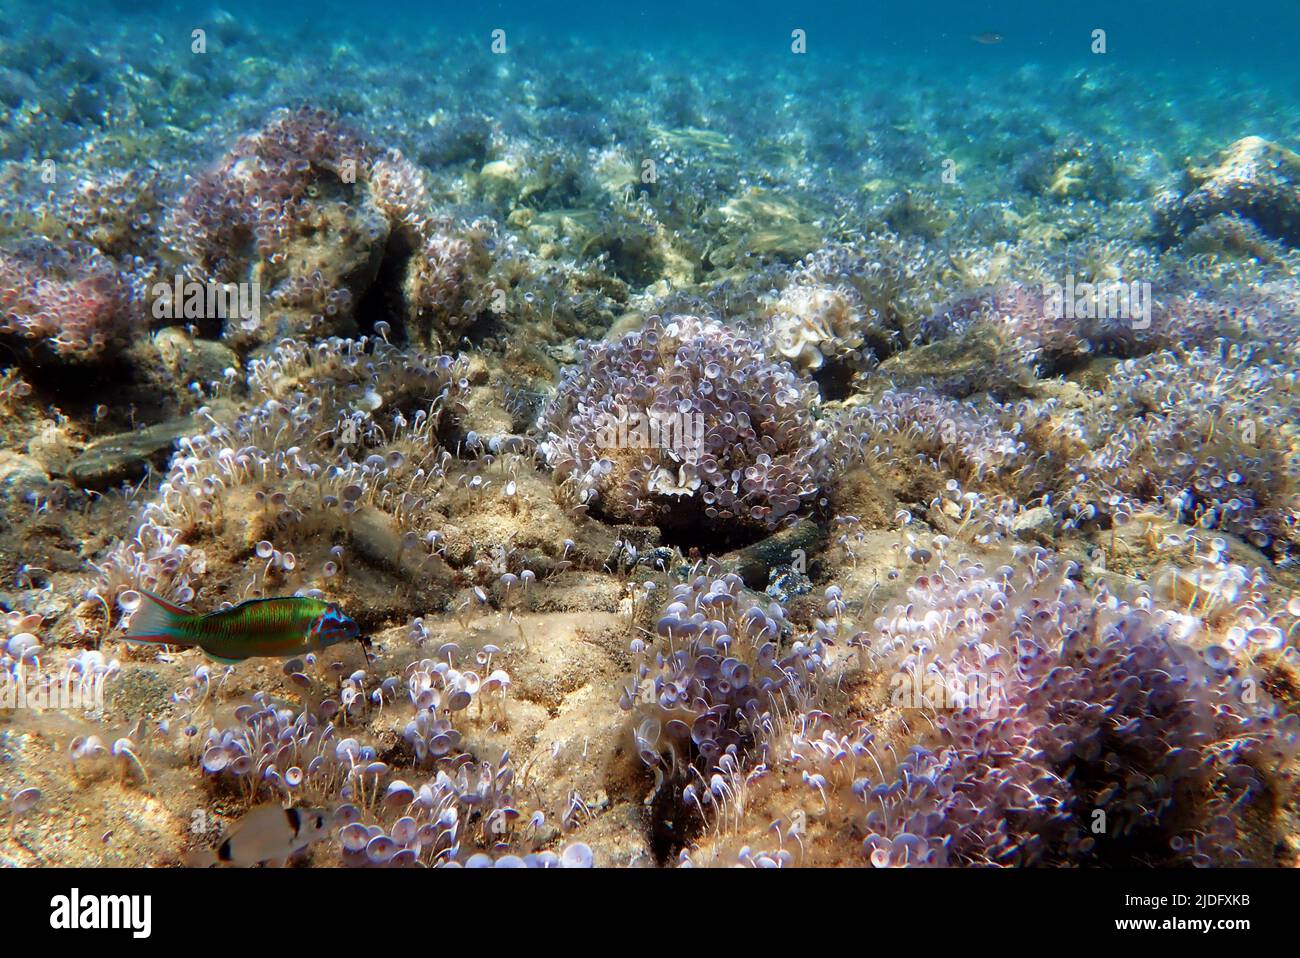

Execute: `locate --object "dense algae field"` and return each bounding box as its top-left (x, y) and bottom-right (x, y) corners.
top-left (1, 1), bottom-right (1299, 870)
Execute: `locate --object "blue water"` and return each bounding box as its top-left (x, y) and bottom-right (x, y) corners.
top-left (5, 1), bottom-right (1297, 165)
top-left (73, 0), bottom-right (1300, 64)
top-left (0, 0), bottom-right (1266, 67)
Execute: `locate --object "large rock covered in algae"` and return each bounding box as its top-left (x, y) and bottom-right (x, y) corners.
top-left (1155, 136), bottom-right (1300, 246)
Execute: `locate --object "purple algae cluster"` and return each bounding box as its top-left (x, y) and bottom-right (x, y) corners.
top-left (540, 315), bottom-right (831, 538)
top-left (851, 550), bottom-right (1298, 866)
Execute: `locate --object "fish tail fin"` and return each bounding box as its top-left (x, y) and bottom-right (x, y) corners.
top-left (184, 847), bottom-right (219, 868)
top-left (124, 589), bottom-right (195, 648)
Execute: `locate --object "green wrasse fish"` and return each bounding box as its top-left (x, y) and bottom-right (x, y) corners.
top-left (126, 590), bottom-right (366, 663)
top-left (187, 804), bottom-right (333, 867)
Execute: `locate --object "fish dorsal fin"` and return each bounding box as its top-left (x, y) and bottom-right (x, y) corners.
top-left (138, 588), bottom-right (193, 616)
top-left (211, 596), bottom-right (319, 623)
top-left (224, 596), bottom-right (288, 611)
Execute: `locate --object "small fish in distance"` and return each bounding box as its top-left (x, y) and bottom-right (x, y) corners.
top-left (971, 32), bottom-right (1003, 45)
top-left (125, 589), bottom-right (369, 663)
top-left (187, 804), bottom-right (332, 867)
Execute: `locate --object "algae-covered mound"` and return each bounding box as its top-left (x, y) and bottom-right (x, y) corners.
top-left (1156, 136), bottom-right (1300, 247)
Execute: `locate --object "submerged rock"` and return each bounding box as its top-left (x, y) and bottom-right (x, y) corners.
top-left (0, 450), bottom-right (52, 504)
top-left (877, 324), bottom-right (1032, 398)
top-left (717, 518), bottom-right (825, 589)
top-left (1016, 136), bottom-right (1122, 201)
top-left (167, 108), bottom-right (497, 351)
top-left (151, 327), bottom-right (240, 388)
top-left (1156, 136), bottom-right (1300, 246)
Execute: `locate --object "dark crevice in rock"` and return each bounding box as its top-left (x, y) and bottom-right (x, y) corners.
top-left (353, 230), bottom-right (414, 344)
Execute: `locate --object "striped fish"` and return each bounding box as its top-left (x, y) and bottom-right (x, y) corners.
top-left (188, 804), bottom-right (332, 867)
top-left (126, 590), bottom-right (366, 663)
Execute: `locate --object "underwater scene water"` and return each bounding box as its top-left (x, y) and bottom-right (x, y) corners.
top-left (0, 0), bottom-right (1299, 875)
